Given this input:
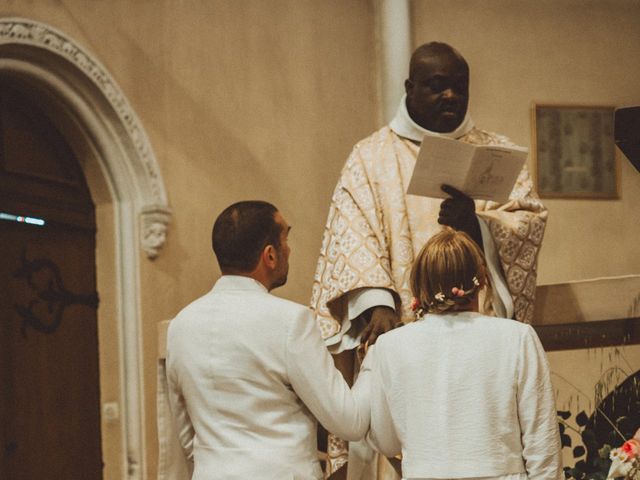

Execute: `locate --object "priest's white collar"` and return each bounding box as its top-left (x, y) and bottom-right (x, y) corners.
top-left (389, 94), bottom-right (475, 142)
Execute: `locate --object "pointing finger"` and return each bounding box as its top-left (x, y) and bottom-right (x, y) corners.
top-left (440, 184), bottom-right (468, 199)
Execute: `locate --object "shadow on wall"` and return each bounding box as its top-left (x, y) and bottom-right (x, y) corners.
top-left (112, 28), bottom-right (282, 276)
top-left (559, 367), bottom-right (640, 480)
top-left (534, 277), bottom-right (640, 325)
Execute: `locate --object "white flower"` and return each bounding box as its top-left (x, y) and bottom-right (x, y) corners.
top-left (435, 292), bottom-right (445, 302)
top-left (611, 447), bottom-right (629, 462)
top-left (607, 452), bottom-right (633, 480)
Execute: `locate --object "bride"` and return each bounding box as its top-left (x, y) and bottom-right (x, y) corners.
top-left (356, 226), bottom-right (562, 480)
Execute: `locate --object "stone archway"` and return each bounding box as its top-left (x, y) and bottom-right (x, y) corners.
top-left (0, 17), bottom-right (171, 480)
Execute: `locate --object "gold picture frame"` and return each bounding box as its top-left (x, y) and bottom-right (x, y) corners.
top-left (531, 103), bottom-right (619, 199)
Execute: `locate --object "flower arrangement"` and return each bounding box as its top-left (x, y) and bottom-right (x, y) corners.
top-left (607, 429), bottom-right (640, 480)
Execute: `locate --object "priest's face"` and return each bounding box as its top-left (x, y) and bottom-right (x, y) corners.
top-left (405, 53), bottom-right (469, 133)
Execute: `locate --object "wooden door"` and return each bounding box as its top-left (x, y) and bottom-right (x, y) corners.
top-left (0, 81), bottom-right (102, 478)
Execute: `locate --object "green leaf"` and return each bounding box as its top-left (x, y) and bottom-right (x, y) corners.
top-left (594, 457), bottom-right (612, 471)
top-left (575, 460), bottom-right (588, 473)
top-left (562, 433), bottom-right (573, 448)
top-left (558, 410), bottom-right (572, 420)
top-left (576, 411), bottom-right (589, 427)
top-left (582, 429), bottom-right (598, 450)
top-left (569, 468), bottom-right (584, 480)
top-left (606, 431), bottom-right (620, 446)
top-left (573, 446), bottom-right (586, 458)
top-left (598, 444), bottom-right (612, 459)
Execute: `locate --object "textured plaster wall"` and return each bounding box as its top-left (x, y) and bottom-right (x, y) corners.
top-left (0, 1), bottom-right (377, 477)
top-left (412, 0), bottom-right (640, 466)
top-left (411, 1), bottom-right (640, 471)
top-left (2, 0), bottom-right (640, 477)
top-left (411, 0), bottom-right (640, 285)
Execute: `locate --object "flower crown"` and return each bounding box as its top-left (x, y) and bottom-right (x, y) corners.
top-left (411, 275), bottom-right (481, 316)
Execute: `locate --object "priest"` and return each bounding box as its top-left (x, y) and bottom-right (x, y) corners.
top-left (311, 41), bottom-right (548, 479)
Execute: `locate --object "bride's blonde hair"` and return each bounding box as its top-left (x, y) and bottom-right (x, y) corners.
top-left (410, 226), bottom-right (491, 314)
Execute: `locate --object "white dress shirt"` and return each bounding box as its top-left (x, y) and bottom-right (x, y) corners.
top-left (356, 311), bottom-right (562, 480)
top-left (166, 275), bottom-right (369, 479)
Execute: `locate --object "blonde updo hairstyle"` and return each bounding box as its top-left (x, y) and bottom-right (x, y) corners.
top-left (410, 226), bottom-right (491, 314)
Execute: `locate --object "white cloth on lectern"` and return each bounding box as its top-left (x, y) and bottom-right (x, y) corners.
top-left (157, 360), bottom-right (191, 480)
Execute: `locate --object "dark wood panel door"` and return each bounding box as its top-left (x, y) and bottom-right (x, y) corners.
top-left (0, 80), bottom-right (102, 479)
top-left (0, 221), bottom-right (102, 478)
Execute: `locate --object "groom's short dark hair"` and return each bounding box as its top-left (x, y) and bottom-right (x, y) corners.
top-left (212, 200), bottom-right (281, 273)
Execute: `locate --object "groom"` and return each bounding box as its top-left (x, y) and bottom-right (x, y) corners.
top-left (166, 200), bottom-right (369, 479)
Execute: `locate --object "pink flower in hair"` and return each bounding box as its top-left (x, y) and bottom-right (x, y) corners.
top-left (410, 297), bottom-right (419, 311)
top-left (451, 287), bottom-right (464, 297)
top-left (622, 439), bottom-right (640, 459)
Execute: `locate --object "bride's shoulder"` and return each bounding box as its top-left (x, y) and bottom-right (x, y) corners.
top-left (477, 315), bottom-right (533, 339)
top-left (376, 319), bottom-right (425, 346)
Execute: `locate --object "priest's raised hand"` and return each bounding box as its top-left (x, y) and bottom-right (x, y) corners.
top-left (438, 184), bottom-right (483, 249)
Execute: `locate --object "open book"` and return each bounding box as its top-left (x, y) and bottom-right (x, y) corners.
top-left (407, 135), bottom-right (528, 203)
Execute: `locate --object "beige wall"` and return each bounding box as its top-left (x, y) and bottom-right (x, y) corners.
top-left (411, 1), bottom-right (640, 469)
top-left (548, 344), bottom-right (640, 468)
top-left (0, 0), bottom-right (377, 477)
top-left (411, 0), bottom-right (640, 285)
top-left (2, 0), bottom-right (640, 478)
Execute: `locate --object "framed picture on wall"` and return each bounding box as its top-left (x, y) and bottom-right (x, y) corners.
top-left (531, 104), bottom-right (619, 199)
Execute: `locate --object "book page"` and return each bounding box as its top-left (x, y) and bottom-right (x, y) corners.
top-left (464, 146), bottom-right (528, 203)
top-left (407, 135), bottom-right (527, 203)
top-left (406, 135), bottom-right (474, 199)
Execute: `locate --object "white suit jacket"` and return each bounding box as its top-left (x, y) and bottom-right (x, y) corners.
top-left (358, 312), bottom-right (562, 480)
top-left (166, 275), bottom-right (368, 480)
